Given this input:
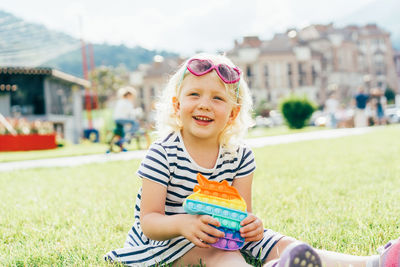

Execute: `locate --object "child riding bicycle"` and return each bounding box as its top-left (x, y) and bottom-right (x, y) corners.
top-left (107, 86), bottom-right (148, 152)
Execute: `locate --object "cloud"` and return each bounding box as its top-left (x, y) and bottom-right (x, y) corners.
top-left (0, 0), bottom-right (381, 54)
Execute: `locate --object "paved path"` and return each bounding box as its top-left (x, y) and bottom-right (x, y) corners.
top-left (0, 127), bottom-right (373, 172)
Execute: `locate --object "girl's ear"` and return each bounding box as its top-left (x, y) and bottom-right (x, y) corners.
top-left (172, 97), bottom-right (180, 112)
top-left (229, 106), bottom-right (241, 123)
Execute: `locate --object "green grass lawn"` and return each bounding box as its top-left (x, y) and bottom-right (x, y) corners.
top-left (0, 125), bottom-right (325, 163)
top-left (0, 135), bottom-right (153, 163)
top-left (246, 125), bottom-right (328, 138)
top-left (0, 126), bottom-right (399, 266)
top-left (0, 142), bottom-right (108, 163)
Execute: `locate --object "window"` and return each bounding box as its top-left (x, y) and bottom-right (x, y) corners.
top-left (311, 65), bottom-right (317, 85)
top-left (8, 75), bottom-right (46, 115)
top-left (264, 65), bottom-right (269, 88)
top-left (139, 87), bottom-right (144, 98)
top-left (246, 65), bottom-right (252, 77)
top-left (374, 54), bottom-right (385, 75)
top-left (298, 63), bottom-right (306, 86)
top-left (246, 65), bottom-right (253, 88)
top-left (287, 63), bottom-right (292, 88)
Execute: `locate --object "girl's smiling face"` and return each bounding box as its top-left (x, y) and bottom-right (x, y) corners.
top-left (174, 71), bottom-right (239, 145)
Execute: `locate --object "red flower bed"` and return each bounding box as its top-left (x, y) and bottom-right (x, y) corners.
top-left (0, 134), bottom-right (57, 151)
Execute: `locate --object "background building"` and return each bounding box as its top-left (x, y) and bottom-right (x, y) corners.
top-left (394, 51), bottom-right (400, 92)
top-left (129, 23), bottom-right (399, 118)
top-left (130, 56), bottom-right (184, 121)
top-left (229, 23), bottom-right (398, 108)
top-left (0, 67), bottom-right (89, 143)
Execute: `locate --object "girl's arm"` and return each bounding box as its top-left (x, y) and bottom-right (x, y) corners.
top-left (232, 173), bottom-right (254, 212)
top-left (232, 173), bottom-right (264, 242)
top-left (140, 178), bottom-right (224, 247)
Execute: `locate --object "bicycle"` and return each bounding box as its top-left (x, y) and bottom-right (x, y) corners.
top-left (106, 121), bottom-right (151, 153)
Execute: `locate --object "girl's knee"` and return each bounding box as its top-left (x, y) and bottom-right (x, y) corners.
top-left (210, 250), bottom-right (251, 266)
top-left (212, 249), bottom-right (243, 260)
top-left (175, 247), bottom-right (248, 266)
top-left (265, 236), bottom-right (297, 262)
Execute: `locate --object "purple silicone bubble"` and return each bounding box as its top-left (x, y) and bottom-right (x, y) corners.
top-left (228, 240), bottom-right (239, 249)
top-left (212, 238), bottom-right (243, 250)
top-left (215, 238), bottom-right (227, 249)
top-left (234, 232), bottom-right (242, 240)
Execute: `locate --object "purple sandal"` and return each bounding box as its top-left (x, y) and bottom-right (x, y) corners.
top-left (379, 238), bottom-right (400, 267)
top-left (272, 241), bottom-right (322, 267)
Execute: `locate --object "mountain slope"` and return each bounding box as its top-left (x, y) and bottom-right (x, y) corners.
top-left (0, 10), bottom-right (80, 66)
top-left (43, 44), bottom-right (178, 77)
top-left (0, 10), bottom-right (178, 77)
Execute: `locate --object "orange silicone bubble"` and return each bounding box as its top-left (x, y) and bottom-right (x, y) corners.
top-left (194, 173), bottom-right (245, 202)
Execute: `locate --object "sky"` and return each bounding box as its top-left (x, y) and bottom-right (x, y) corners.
top-left (0, 0), bottom-right (379, 55)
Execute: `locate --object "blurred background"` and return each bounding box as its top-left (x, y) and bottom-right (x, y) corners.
top-left (0, 0), bottom-right (399, 148)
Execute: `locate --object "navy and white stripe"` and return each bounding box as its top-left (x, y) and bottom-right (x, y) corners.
top-left (105, 131), bottom-right (281, 266)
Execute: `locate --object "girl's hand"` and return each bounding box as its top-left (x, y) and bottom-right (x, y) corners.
top-left (240, 213), bottom-right (264, 242)
top-left (179, 214), bottom-right (225, 248)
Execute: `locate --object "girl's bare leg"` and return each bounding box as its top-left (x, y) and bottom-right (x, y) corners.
top-left (173, 246), bottom-right (252, 267)
top-left (316, 249), bottom-right (373, 267)
top-left (264, 237), bottom-right (375, 267)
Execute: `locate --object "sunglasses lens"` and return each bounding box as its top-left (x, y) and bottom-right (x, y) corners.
top-left (217, 64), bottom-right (239, 83)
top-left (189, 59), bottom-right (212, 74)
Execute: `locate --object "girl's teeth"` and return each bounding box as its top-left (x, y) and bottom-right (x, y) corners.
top-left (196, 116), bottom-right (211, 121)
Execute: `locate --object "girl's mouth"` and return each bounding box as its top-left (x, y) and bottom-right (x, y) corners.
top-left (193, 116), bottom-right (213, 124)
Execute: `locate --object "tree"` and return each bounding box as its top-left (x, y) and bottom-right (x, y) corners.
top-left (89, 65), bottom-right (130, 97)
top-left (280, 95), bottom-right (316, 129)
top-left (384, 87), bottom-right (396, 104)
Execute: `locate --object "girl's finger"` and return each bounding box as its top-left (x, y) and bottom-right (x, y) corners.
top-left (244, 232), bottom-right (264, 242)
top-left (241, 227), bottom-right (263, 238)
top-left (240, 214), bottom-right (256, 226)
top-left (191, 236), bottom-right (210, 248)
top-left (200, 215), bottom-right (220, 227)
top-left (202, 224), bottom-right (225, 238)
top-left (240, 219), bottom-right (261, 233)
top-left (197, 231), bottom-right (219, 245)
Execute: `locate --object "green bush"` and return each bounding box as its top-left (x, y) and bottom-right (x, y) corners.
top-left (384, 87), bottom-right (396, 104)
top-left (280, 95), bottom-right (316, 129)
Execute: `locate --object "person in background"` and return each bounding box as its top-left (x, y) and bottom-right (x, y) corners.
top-left (353, 86), bottom-right (370, 127)
top-left (113, 86), bottom-right (141, 136)
top-left (324, 91), bottom-right (339, 128)
top-left (371, 88), bottom-right (387, 125)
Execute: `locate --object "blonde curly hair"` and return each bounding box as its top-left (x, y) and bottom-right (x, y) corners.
top-left (155, 53), bottom-right (254, 152)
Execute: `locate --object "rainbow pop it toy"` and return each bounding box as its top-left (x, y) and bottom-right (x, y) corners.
top-left (183, 173), bottom-right (248, 250)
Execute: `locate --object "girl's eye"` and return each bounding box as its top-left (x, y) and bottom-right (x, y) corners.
top-left (214, 96), bottom-right (225, 101)
top-left (189, 92), bottom-right (199, 96)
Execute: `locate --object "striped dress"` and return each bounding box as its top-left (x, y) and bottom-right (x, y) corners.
top-left (105, 131), bottom-right (283, 266)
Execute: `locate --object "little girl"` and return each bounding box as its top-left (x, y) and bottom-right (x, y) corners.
top-left (105, 53), bottom-right (399, 267)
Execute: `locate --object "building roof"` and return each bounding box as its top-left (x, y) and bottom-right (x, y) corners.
top-left (0, 67), bottom-right (90, 88)
top-left (0, 66), bottom-right (52, 75)
top-left (144, 57), bottom-right (184, 78)
top-left (239, 36), bottom-right (262, 48)
top-left (51, 69), bottom-right (90, 88)
top-left (260, 34), bottom-right (294, 54)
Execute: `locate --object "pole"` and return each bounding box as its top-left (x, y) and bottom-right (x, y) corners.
top-left (79, 16), bottom-right (92, 129)
top-left (88, 43), bottom-right (99, 109)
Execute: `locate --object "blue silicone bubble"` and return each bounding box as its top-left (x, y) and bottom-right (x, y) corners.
top-left (184, 199), bottom-right (247, 250)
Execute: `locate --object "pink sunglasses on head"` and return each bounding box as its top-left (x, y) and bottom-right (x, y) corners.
top-left (186, 58), bottom-right (241, 84)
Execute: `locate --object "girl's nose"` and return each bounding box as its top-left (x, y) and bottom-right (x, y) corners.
top-left (198, 98), bottom-right (211, 110)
